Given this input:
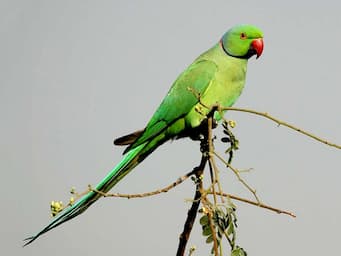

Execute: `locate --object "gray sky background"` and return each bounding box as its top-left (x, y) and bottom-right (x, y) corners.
top-left (1, 1), bottom-right (340, 255)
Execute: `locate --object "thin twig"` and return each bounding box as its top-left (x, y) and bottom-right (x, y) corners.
top-left (207, 116), bottom-right (218, 205)
top-left (207, 116), bottom-right (225, 204)
top-left (206, 115), bottom-right (220, 255)
top-left (212, 191), bottom-right (296, 218)
top-left (90, 169), bottom-right (196, 199)
top-left (214, 151), bottom-right (261, 203)
top-left (207, 206), bottom-right (219, 256)
top-left (223, 107), bottom-right (341, 150)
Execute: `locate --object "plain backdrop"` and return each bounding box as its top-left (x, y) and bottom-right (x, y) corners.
top-left (1, 1), bottom-right (340, 255)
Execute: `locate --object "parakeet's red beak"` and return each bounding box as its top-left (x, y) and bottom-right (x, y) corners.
top-left (251, 38), bottom-right (264, 59)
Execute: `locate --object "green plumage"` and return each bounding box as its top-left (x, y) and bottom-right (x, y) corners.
top-left (24, 24), bottom-right (263, 246)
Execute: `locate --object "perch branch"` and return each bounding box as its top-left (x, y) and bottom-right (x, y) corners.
top-left (176, 155), bottom-right (206, 256)
top-left (223, 107), bottom-right (341, 150)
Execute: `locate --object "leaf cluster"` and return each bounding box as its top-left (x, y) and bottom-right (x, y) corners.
top-left (221, 120), bottom-right (239, 164)
top-left (199, 203), bottom-right (247, 255)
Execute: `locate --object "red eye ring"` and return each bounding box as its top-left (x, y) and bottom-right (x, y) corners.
top-left (240, 32), bottom-right (247, 40)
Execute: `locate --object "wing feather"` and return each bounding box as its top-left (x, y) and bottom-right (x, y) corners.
top-left (125, 59), bottom-right (217, 152)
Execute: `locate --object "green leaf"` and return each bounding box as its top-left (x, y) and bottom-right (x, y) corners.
top-left (227, 222), bottom-right (234, 235)
top-left (199, 215), bottom-right (209, 226)
top-left (206, 235), bottom-right (213, 244)
top-left (231, 247), bottom-right (247, 256)
top-left (202, 225), bottom-right (212, 236)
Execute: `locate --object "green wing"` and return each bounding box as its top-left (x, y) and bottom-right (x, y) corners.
top-left (125, 59), bottom-right (217, 152)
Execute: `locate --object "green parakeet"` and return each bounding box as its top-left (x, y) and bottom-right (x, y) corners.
top-left (24, 24), bottom-right (263, 246)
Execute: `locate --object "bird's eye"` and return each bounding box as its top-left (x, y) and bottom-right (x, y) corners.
top-left (240, 32), bottom-right (247, 40)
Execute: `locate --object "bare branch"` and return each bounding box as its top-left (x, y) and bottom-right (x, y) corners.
top-left (211, 191), bottom-right (296, 218)
top-left (176, 156), bottom-right (206, 256)
top-left (90, 169), bottom-right (196, 199)
top-left (206, 115), bottom-right (220, 255)
top-left (214, 151), bottom-right (261, 203)
top-left (223, 107), bottom-right (341, 150)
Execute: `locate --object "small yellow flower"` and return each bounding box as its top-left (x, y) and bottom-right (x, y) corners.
top-left (202, 206), bottom-right (208, 214)
top-left (50, 201), bottom-right (64, 217)
top-left (69, 197), bottom-right (75, 205)
top-left (189, 245), bottom-right (196, 253)
top-left (228, 120), bottom-right (237, 128)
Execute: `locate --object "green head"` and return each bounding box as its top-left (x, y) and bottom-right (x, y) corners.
top-left (220, 24), bottom-right (264, 59)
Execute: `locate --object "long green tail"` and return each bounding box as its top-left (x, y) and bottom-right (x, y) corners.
top-left (24, 143), bottom-right (147, 246)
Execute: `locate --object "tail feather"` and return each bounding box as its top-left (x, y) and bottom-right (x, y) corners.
top-left (23, 143), bottom-right (146, 246)
top-left (113, 129), bottom-right (144, 146)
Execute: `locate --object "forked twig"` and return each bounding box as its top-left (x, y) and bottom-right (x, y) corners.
top-left (214, 151), bottom-right (261, 203)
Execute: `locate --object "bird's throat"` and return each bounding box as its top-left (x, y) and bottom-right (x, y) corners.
top-left (219, 39), bottom-right (253, 60)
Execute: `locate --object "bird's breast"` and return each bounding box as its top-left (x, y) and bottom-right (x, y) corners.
top-left (186, 57), bottom-right (247, 128)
